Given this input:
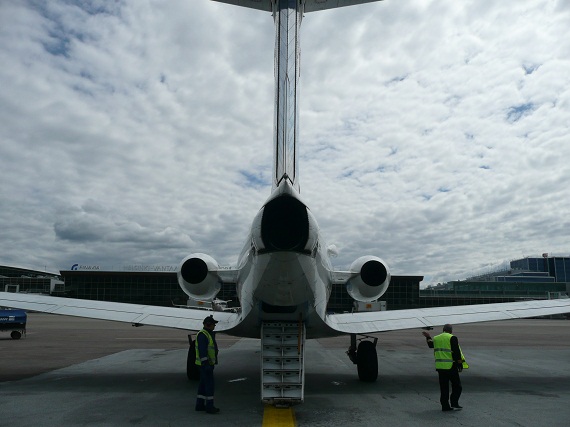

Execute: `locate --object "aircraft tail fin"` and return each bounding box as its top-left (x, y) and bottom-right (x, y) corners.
top-left (211, 0), bottom-right (384, 191)
top-left (272, 3), bottom-right (301, 190)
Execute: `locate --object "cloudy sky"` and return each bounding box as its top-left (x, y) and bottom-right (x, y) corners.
top-left (1, 0), bottom-right (569, 286)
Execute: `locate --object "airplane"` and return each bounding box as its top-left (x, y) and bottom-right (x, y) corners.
top-left (1, 0), bottom-right (570, 406)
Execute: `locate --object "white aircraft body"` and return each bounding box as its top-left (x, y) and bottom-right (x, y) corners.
top-left (1, 0), bottom-right (570, 406)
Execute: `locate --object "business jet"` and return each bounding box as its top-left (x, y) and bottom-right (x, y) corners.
top-left (2, 0), bottom-right (569, 406)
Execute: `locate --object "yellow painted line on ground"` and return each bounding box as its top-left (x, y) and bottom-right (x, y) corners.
top-left (262, 405), bottom-right (296, 427)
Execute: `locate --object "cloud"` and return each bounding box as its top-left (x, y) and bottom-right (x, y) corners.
top-left (1, 0), bottom-right (569, 288)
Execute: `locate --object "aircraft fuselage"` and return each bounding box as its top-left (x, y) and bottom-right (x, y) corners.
top-left (228, 180), bottom-right (337, 339)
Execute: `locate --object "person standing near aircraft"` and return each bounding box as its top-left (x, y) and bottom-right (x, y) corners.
top-left (195, 315), bottom-right (220, 414)
top-left (422, 324), bottom-right (468, 411)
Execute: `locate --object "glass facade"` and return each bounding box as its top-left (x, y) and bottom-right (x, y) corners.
top-left (497, 274), bottom-right (555, 283)
top-left (327, 276), bottom-right (423, 312)
top-left (1, 277), bottom-right (53, 294)
top-left (61, 271), bottom-right (188, 307)
top-left (511, 256), bottom-right (570, 283)
top-left (511, 257), bottom-right (549, 273)
top-left (59, 271), bottom-right (241, 309)
top-left (551, 257), bottom-right (570, 282)
top-left (418, 294), bottom-right (522, 307)
top-left (420, 279), bottom-right (569, 308)
top-left (0, 265), bottom-right (60, 279)
top-left (1, 265), bottom-right (61, 295)
top-left (382, 276), bottom-right (423, 310)
top-left (59, 271), bottom-right (424, 312)
top-left (434, 281), bottom-right (565, 296)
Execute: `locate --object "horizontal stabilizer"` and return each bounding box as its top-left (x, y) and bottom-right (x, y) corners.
top-left (303, 0), bottom-right (383, 12)
top-left (211, 0), bottom-right (383, 13)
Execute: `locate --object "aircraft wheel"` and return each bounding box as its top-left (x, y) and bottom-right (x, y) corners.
top-left (11, 331), bottom-right (22, 340)
top-left (357, 340), bottom-right (378, 382)
top-left (187, 340), bottom-right (200, 381)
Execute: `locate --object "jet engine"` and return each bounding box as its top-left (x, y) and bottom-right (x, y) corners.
top-left (346, 256), bottom-right (391, 302)
top-left (177, 253), bottom-right (221, 301)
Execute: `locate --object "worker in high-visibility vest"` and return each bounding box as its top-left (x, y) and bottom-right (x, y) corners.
top-left (195, 315), bottom-right (220, 414)
top-left (423, 324), bottom-right (469, 411)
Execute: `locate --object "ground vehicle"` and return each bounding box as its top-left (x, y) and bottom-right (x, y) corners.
top-left (0, 309), bottom-right (26, 339)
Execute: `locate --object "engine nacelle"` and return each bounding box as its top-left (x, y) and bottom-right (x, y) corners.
top-left (177, 253), bottom-right (221, 301)
top-left (346, 256), bottom-right (391, 302)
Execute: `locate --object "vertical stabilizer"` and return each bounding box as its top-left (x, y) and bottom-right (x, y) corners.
top-left (210, 0), bottom-right (385, 191)
top-left (272, 1), bottom-right (302, 191)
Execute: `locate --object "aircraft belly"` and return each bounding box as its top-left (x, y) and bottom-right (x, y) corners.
top-left (253, 252), bottom-right (315, 307)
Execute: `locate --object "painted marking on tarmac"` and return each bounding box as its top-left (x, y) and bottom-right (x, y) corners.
top-left (115, 337), bottom-right (184, 341)
top-left (115, 337), bottom-right (237, 341)
top-left (262, 405), bottom-right (296, 427)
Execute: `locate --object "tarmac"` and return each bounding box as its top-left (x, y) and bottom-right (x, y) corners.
top-left (1, 314), bottom-right (569, 426)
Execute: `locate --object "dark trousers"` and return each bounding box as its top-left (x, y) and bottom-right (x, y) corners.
top-left (437, 368), bottom-right (462, 409)
top-left (196, 365), bottom-right (215, 408)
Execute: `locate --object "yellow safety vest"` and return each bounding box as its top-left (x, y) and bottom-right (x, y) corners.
top-left (195, 329), bottom-right (216, 366)
top-left (433, 332), bottom-right (469, 370)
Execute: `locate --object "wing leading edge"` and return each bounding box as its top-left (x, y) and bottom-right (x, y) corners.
top-left (325, 298), bottom-right (570, 334)
top-left (210, 0), bottom-right (383, 13)
top-left (0, 292), bottom-right (241, 332)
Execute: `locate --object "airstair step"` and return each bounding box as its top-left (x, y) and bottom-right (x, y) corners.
top-left (262, 348), bottom-right (299, 357)
top-left (263, 322), bottom-right (298, 328)
top-left (263, 369), bottom-right (302, 374)
top-left (260, 320), bottom-right (305, 404)
top-left (262, 360), bottom-right (301, 370)
top-left (263, 337), bottom-right (298, 345)
top-left (262, 374), bottom-right (302, 384)
top-left (263, 383), bottom-right (303, 390)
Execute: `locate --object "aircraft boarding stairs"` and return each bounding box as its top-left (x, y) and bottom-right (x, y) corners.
top-left (261, 321), bottom-right (305, 406)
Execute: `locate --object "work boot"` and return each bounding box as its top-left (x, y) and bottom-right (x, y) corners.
top-left (206, 406), bottom-right (220, 414)
top-left (195, 398), bottom-right (206, 411)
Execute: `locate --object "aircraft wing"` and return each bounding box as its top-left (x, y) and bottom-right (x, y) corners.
top-left (325, 298), bottom-right (570, 334)
top-left (210, 0), bottom-right (383, 13)
top-left (0, 292), bottom-right (241, 332)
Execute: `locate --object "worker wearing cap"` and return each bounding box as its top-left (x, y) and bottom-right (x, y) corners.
top-left (423, 324), bottom-right (469, 412)
top-left (195, 315), bottom-right (220, 414)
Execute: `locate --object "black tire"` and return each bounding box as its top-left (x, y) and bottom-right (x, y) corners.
top-left (11, 331), bottom-right (22, 340)
top-left (357, 340), bottom-right (378, 382)
top-left (187, 340), bottom-right (200, 381)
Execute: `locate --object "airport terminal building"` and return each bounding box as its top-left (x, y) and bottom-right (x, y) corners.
top-left (0, 263), bottom-right (423, 312)
top-left (56, 267), bottom-right (425, 313)
top-left (2, 255), bottom-right (569, 313)
top-left (0, 265), bottom-right (63, 295)
top-left (420, 255), bottom-right (570, 309)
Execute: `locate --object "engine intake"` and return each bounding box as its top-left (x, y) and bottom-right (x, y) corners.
top-left (346, 256), bottom-right (390, 302)
top-left (177, 253), bottom-right (221, 301)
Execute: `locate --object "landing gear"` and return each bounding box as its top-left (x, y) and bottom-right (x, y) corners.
top-left (356, 340), bottom-right (378, 382)
top-left (187, 335), bottom-right (200, 381)
top-left (347, 334), bottom-right (378, 382)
